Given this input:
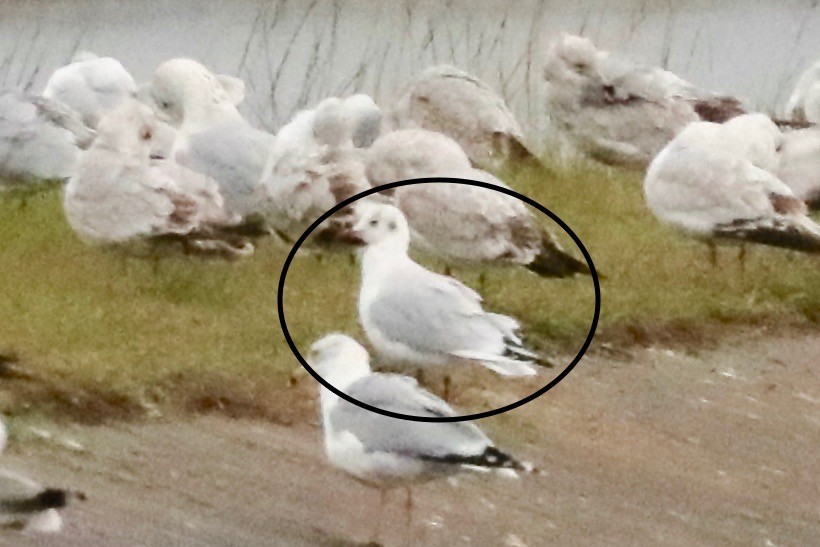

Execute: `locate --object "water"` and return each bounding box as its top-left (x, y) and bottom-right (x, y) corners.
top-left (1, 0), bottom-right (818, 150)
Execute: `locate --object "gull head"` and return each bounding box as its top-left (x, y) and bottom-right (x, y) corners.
top-left (544, 33), bottom-right (602, 83)
top-left (340, 202), bottom-right (411, 251)
top-left (148, 58), bottom-right (245, 127)
top-left (94, 100), bottom-right (157, 156)
top-left (344, 94), bottom-right (382, 148)
top-left (309, 334), bottom-right (371, 389)
top-left (313, 97), bottom-right (352, 147)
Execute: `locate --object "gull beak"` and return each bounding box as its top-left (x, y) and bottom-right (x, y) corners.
top-left (335, 228), bottom-right (366, 246)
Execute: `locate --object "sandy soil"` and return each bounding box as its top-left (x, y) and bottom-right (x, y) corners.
top-left (1, 327), bottom-right (818, 546)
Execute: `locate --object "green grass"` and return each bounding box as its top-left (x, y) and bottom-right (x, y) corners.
top-left (0, 162), bottom-right (818, 422)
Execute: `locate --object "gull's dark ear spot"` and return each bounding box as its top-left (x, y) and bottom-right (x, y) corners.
top-left (388, 221), bottom-right (397, 230)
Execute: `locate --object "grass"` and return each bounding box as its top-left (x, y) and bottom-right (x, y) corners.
top-left (0, 161), bottom-right (818, 422)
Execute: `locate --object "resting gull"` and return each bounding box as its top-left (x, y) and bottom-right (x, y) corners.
top-left (644, 119), bottom-right (820, 257)
top-left (261, 95), bottom-right (375, 241)
top-left (42, 51), bottom-right (137, 130)
top-left (366, 129), bottom-right (589, 277)
top-left (64, 100), bottom-right (253, 257)
top-left (0, 89), bottom-right (78, 184)
top-left (311, 334), bottom-right (526, 533)
top-left (342, 202), bottom-right (544, 378)
top-left (389, 65), bottom-right (540, 172)
top-left (146, 58), bottom-right (271, 220)
top-left (543, 34), bottom-right (745, 169)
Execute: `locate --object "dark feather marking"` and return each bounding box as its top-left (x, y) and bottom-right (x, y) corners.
top-left (692, 96), bottom-right (746, 123)
top-left (419, 446), bottom-right (524, 470)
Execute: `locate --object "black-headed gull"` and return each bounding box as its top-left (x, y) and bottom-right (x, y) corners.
top-left (341, 203), bottom-right (544, 378)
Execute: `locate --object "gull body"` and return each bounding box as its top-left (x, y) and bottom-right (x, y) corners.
top-left (346, 203), bottom-right (542, 376)
top-left (644, 120), bottom-right (820, 253)
top-left (42, 52), bottom-right (137, 129)
top-left (367, 129), bottom-right (588, 277)
top-left (543, 34), bottom-right (745, 169)
top-left (390, 65), bottom-right (539, 171)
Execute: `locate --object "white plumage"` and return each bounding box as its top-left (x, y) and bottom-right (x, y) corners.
top-left (389, 65), bottom-right (538, 171)
top-left (0, 89), bottom-right (78, 184)
top-left (42, 52), bottom-right (137, 130)
top-left (543, 34), bottom-right (745, 169)
top-left (366, 129), bottom-right (589, 277)
top-left (777, 126), bottom-right (820, 209)
top-left (644, 118), bottom-right (820, 253)
top-left (64, 100), bottom-right (251, 256)
top-left (345, 203), bottom-right (543, 377)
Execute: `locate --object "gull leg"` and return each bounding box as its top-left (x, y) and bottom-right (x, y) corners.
top-left (372, 488), bottom-right (388, 543)
top-left (478, 271), bottom-right (487, 292)
top-left (707, 241), bottom-right (717, 269)
top-left (443, 375), bottom-right (452, 402)
top-left (443, 264), bottom-right (452, 277)
top-left (738, 244), bottom-right (746, 273)
top-left (404, 487), bottom-right (413, 528)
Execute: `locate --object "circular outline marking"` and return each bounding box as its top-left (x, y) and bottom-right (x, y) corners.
top-left (277, 177), bottom-right (601, 422)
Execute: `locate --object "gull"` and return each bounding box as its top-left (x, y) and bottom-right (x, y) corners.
top-left (146, 58), bottom-right (271, 220)
top-left (777, 126), bottom-right (820, 210)
top-left (784, 60), bottom-right (820, 125)
top-left (389, 65), bottom-right (540, 172)
top-left (261, 95), bottom-right (376, 241)
top-left (42, 51), bottom-right (137, 130)
top-left (64, 100), bottom-right (253, 257)
top-left (366, 129), bottom-right (589, 277)
top-left (543, 34), bottom-right (745, 169)
top-left (310, 334), bottom-right (527, 535)
top-left (0, 418), bottom-right (76, 534)
top-left (342, 202), bottom-right (544, 378)
top-left (0, 88), bottom-right (78, 184)
top-left (644, 119), bottom-right (820, 258)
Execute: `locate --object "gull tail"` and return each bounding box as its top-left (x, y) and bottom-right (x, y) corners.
top-left (714, 217), bottom-right (820, 253)
top-left (527, 241), bottom-right (591, 278)
top-left (450, 350), bottom-right (538, 377)
top-left (0, 488), bottom-right (68, 514)
top-left (429, 446), bottom-right (529, 474)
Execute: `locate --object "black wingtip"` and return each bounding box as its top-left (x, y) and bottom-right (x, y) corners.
top-left (35, 489), bottom-right (68, 509)
top-left (526, 247), bottom-right (592, 279)
top-left (714, 222), bottom-right (820, 253)
top-left (425, 446), bottom-right (527, 471)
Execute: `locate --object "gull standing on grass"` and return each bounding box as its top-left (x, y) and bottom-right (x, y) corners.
top-left (366, 128), bottom-right (590, 277)
top-left (644, 119), bottom-right (820, 259)
top-left (0, 418), bottom-right (76, 534)
top-left (64, 100), bottom-right (253, 257)
top-left (389, 65), bottom-right (541, 172)
top-left (42, 52), bottom-right (137, 130)
top-left (342, 202), bottom-right (545, 380)
top-left (310, 334), bottom-right (527, 535)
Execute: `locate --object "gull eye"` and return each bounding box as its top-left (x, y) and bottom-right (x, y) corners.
top-left (140, 127), bottom-right (153, 141)
top-left (369, 219), bottom-right (378, 226)
top-left (159, 101), bottom-right (171, 110)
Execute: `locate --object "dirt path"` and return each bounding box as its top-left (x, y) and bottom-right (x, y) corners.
top-left (2, 327), bottom-right (818, 546)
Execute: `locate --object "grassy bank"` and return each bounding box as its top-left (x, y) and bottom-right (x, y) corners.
top-left (1, 162), bottom-right (818, 422)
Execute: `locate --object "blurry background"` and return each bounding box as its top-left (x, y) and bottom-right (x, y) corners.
top-left (2, 0), bottom-right (819, 149)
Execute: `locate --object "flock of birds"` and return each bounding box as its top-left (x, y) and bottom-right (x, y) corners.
top-left (0, 32), bottom-right (819, 537)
